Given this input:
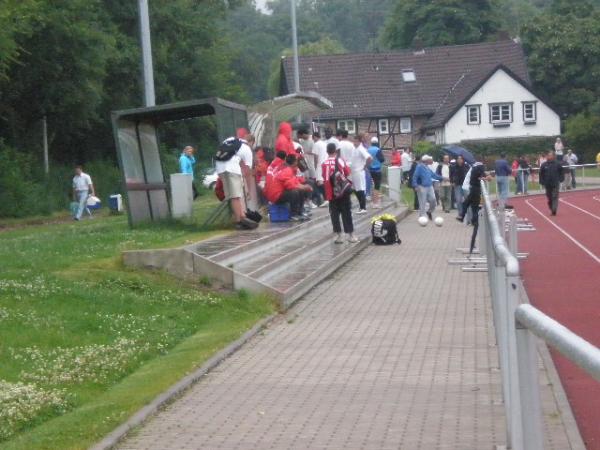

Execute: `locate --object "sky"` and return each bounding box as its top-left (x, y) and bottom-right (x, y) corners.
top-left (255, 0), bottom-right (272, 14)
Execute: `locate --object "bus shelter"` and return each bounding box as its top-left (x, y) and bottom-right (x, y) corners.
top-left (111, 98), bottom-right (247, 226)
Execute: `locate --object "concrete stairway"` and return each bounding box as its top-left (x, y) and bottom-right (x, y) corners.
top-left (123, 200), bottom-right (409, 309)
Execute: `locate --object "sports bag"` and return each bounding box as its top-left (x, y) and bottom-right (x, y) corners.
top-left (371, 214), bottom-right (401, 245)
top-left (215, 137), bottom-right (242, 162)
top-left (331, 157), bottom-right (353, 199)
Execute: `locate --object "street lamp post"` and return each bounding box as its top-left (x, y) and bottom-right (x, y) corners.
top-left (291, 0), bottom-right (300, 93)
top-left (138, 0), bottom-right (156, 107)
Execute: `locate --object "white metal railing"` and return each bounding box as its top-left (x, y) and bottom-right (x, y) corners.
top-left (480, 180), bottom-right (600, 450)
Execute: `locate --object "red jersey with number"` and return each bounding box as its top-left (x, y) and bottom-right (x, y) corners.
top-left (322, 156), bottom-right (350, 201)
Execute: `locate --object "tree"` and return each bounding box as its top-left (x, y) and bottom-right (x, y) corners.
top-left (0, 0), bottom-right (39, 79)
top-left (382, 0), bottom-right (501, 49)
top-left (565, 114), bottom-right (600, 162)
top-left (267, 36), bottom-right (347, 97)
top-left (521, 4), bottom-right (600, 117)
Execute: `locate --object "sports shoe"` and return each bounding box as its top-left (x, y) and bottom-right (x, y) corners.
top-left (334, 233), bottom-right (344, 244)
top-left (300, 213), bottom-right (311, 221)
top-left (356, 209), bottom-right (367, 214)
top-left (309, 201), bottom-right (318, 209)
top-left (240, 217), bottom-right (259, 229)
top-left (289, 215), bottom-right (301, 222)
top-left (347, 234), bottom-right (359, 243)
top-left (319, 201), bottom-right (329, 208)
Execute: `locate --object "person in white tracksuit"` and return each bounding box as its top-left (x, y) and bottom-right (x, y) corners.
top-left (351, 133), bottom-right (372, 214)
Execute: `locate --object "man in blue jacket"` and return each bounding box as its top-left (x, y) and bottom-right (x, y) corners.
top-left (412, 154), bottom-right (443, 220)
top-left (179, 146), bottom-right (198, 199)
top-left (494, 153), bottom-right (512, 209)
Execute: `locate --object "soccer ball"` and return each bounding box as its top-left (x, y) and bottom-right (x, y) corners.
top-left (434, 217), bottom-right (444, 227)
top-left (418, 216), bottom-right (429, 227)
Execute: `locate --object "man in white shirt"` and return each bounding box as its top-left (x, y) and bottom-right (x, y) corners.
top-left (324, 127), bottom-right (340, 150)
top-left (401, 148), bottom-right (413, 183)
top-left (351, 133), bottom-right (372, 213)
top-left (565, 149), bottom-right (578, 189)
top-left (338, 129), bottom-right (355, 167)
top-left (313, 131), bottom-right (329, 207)
top-left (72, 165), bottom-right (96, 221)
top-left (215, 137), bottom-right (258, 229)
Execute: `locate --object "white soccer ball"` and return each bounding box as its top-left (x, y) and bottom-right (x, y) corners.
top-left (418, 216), bottom-right (429, 227)
top-left (434, 216), bottom-right (444, 227)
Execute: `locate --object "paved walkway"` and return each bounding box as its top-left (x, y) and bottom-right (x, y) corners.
top-left (119, 215), bottom-right (575, 450)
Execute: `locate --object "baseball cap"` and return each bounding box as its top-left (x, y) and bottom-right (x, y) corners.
top-left (370, 137), bottom-right (379, 144)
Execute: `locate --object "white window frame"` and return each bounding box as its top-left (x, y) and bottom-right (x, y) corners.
top-left (400, 117), bottom-right (412, 133)
top-left (522, 101), bottom-right (537, 123)
top-left (489, 103), bottom-right (513, 125)
top-left (337, 119), bottom-right (356, 134)
top-left (466, 105), bottom-right (481, 125)
top-left (402, 69), bottom-right (416, 82)
top-left (378, 118), bottom-right (389, 135)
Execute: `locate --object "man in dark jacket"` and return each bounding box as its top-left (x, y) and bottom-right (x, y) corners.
top-left (407, 155), bottom-right (421, 211)
top-left (457, 160), bottom-right (490, 225)
top-left (450, 155), bottom-right (469, 212)
top-left (539, 150), bottom-right (564, 216)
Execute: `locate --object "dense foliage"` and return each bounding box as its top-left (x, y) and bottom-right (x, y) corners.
top-left (1, 0), bottom-right (600, 218)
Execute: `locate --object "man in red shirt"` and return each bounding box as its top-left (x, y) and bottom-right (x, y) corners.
top-left (269, 154), bottom-right (312, 221)
top-left (275, 122), bottom-right (296, 156)
top-left (321, 143), bottom-right (358, 243)
top-left (263, 151), bottom-right (286, 202)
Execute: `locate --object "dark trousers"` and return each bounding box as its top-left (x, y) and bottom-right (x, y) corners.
top-left (354, 190), bottom-right (366, 210)
top-left (545, 185), bottom-right (559, 214)
top-left (277, 189), bottom-right (304, 216)
top-left (192, 183), bottom-right (199, 199)
top-left (571, 169), bottom-right (577, 188)
top-left (413, 189), bottom-right (419, 210)
top-left (461, 188), bottom-right (481, 225)
top-left (329, 193), bottom-right (354, 233)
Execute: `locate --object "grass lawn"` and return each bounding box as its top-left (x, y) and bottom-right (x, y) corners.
top-left (0, 195), bottom-right (276, 449)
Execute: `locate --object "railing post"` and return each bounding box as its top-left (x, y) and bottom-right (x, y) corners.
top-left (582, 164), bottom-right (586, 188)
top-left (515, 321), bottom-right (544, 450)
top-left (505, 271), bottom-right (524, 450)
top-left (508, 215), bottom-right (518, 257)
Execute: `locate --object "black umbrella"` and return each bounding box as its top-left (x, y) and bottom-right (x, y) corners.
top-left (442, 145), bottom-right (476, 165)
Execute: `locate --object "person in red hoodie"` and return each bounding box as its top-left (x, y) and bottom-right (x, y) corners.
top-left (275, 122), bottom-right (296, 156)
top-left (263, 151), bottom-right (286, 203)
top-left (391, 148), bottom-right (402, 166)
top-left (269, 154), bottom-right (312, 221)
top-left (321, 142), bottom-right (358, 243)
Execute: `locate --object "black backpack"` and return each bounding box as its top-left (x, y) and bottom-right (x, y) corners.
top-left (215, 137), bottom-right (242, 162)
top-left (371, 217), bottom-right (401, 245)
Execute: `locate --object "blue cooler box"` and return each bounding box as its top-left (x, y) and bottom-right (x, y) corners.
top-left (268, 204), bottom-right (290, 222)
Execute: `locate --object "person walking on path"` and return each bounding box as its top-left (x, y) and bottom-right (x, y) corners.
top-left (451, 155), bottom-right (469, 213)
top-left (72, 165), bottom-right (96, 221)
top-left (321, 143), bottom-right (358, 244)
top-left (554, 137), bottom-right (564, 162)
top-left (179, 146), bottom-right (198, 199)
top-left (367, 137), bottom-right (385, 208)
top-left (351, 133), bottom-right (372, 214)
top-left (564, 149), bottom-right (578, 189)
top-left (494, 153), bottom-right (512, 209)
top-left (436, 154), bottom-right (452, 213)
top-left (412, 155), bottom-right (442, 220)
top-left (540, 150), bottom-right (564, 216)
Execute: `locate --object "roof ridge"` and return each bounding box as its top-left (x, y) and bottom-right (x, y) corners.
top-left (282, 39), bottom-right (519, 61)
top-left (434, 71), bottom-right (469, 113)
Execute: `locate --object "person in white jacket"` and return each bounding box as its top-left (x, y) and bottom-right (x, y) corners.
top-left (351, 133), bottom-right (372, 214)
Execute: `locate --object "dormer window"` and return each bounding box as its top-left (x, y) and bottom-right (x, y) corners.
top-left (402, 70), bottom-right (416, 82)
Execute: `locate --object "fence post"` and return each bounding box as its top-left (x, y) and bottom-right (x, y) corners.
top-left (505, 271), bottom-right (524, 450)
top-left (582, 164), bottom-right (586, 188)
top-left (515, 321), bottom-right (544, 450)
top-left (508, 215), bottom-right (518, 257)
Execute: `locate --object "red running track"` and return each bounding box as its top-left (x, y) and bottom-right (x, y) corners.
top-left (511, 189), bottom-right (600, 450)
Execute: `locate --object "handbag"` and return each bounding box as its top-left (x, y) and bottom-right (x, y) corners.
top-left (331, 157), bottom-right (353, 199)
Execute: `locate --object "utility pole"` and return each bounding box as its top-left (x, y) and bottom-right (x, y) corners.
top-left (42, 115), bottom-right (49, 175)
top-left (291, 0), bottom-right (300, 93)
top-left (138, 0), bottom-right (156, 107)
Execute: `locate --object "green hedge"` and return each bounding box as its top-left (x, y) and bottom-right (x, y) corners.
top-left (0, 144), bottom-right (122, 218)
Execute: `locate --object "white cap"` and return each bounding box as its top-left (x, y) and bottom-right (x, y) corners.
top-left (422, 154), bottom-right (432, 161)
top-left (370, 137), bottom-right (379, 144)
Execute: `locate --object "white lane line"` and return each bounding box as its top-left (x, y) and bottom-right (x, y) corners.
top-left (525, 198), bottom-right (600, 265)
top-left (560, 198), bottom-right (600, 222)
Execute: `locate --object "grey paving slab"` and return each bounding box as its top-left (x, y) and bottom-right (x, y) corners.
top-left (118, 214), bottom-right (575, 450)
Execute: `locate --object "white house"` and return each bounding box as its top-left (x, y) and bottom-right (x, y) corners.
top-left (427, 66), bottom-right (561, 144)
